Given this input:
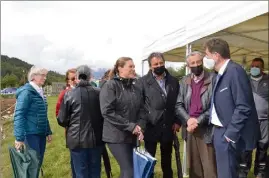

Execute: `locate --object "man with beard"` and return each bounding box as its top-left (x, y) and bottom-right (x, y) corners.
top-left (138, 52), bottom-right (181, 178)
top-left (239, 58), bottom-right (269, 178)
top-left (175, 51), bottom-right (217, 178)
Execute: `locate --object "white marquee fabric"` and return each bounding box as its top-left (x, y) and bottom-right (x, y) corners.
top-left (142, 1), bottom-right (268, 70)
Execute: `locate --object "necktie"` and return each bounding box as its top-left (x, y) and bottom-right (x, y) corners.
top-left (209, 74), bottom-right (221, 123)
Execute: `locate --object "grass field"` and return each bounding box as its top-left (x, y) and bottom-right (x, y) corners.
top-left (0, 96), bottom-right (260, 178)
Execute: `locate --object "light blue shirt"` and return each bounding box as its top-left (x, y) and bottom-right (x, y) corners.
top-left (152, 72), bottom-right (167, 95)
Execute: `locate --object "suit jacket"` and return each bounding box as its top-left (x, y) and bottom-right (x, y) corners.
top-left (138, 70), bottom-right (180, 142)
top-left (213, 60), bottom-right (260, 150)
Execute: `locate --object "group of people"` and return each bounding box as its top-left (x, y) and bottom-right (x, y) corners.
top-left (13, 37), bottom-right (268, 178)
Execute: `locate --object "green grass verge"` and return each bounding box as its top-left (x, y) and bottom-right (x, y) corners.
top-left (0, 96), bottom-right (260, 178)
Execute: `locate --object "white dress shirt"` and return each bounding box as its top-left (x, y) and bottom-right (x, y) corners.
top-left (211, 59), bottom-right (230, 127)
top-left (211, 59), bottom-right (235, 143)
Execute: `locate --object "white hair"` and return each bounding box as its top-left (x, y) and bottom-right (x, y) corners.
top-left (186, 51), bottom-right (204, 64)
top-left (28, 66), bottom-right (48, 82)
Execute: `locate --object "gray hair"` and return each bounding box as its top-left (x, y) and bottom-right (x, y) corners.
top-left (76, 65), bottom-right (92, 80)
top-left (185, 51), bottom-right (204, 64)
top-left (28, 66), bottom-right (48, 82)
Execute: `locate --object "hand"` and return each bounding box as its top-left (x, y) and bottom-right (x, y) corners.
top-left (138, 132), bottom-right (144, 141)
top-left (224, 136), bottom-right (234, 143)
top-left (47, 135), bottom-right (52, 143)
top-left (132, 125), bottom-right (142, 135)
top-left (187, 118), bottom-right (198, 129)
top-left (187, 125), bottom-right (196, 133)
top-left (172, 123), bottom-right (181, 134)
top-left (15, 140), bottom-right (24, 150)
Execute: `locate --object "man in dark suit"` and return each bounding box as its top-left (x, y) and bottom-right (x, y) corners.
top-left (138, 52), bottom-right (181, 178)
top-left (203, 38), bottom-right (260, 178)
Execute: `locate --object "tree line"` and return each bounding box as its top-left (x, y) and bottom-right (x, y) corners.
top-left (1, 55), bottom-right (65, 89)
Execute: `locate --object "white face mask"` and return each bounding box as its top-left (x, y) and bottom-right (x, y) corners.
top-left (203, 57), bottom-right (215, 70)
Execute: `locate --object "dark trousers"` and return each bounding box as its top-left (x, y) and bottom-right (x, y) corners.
top-left (187, 130), bottom-right (217, 178)
top-left (107, 143), bottom-right (133, 178)
top-left (239, 120), bottom-right (268, 178)
top-left (213, 126), bottom-right (243, 178)
top-left (70, 147), bottom-right (102, 178)
top-left (145, 141), bottom-right (173, 178)
top-left (70, 153), bottom-right (76, 178)
top-left (25, 134), bottom-right (47, 165)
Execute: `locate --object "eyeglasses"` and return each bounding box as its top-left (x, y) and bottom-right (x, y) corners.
top-left (69, 77), bottom-right (76, 81)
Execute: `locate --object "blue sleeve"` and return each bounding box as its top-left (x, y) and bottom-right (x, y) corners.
top-left (46, 120), bottom-right (52, 135)
top-left (224, 66), bottom-right (253, 142)
top-left (45, 98), bottom-right (52, 135)
top-left (13, 90), bottom-right (31, 141)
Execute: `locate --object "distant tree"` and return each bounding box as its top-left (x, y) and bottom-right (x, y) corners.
top-left (9, 73), bottom-right (19, 87)
top-left (1, 55), bottom-right (65, 87)
top-left (167, 65), bottom-right (186, 80)
top-left (2, 73), bottom-right (19, 87)
top-left (1, 74), bottom-right (10, 88)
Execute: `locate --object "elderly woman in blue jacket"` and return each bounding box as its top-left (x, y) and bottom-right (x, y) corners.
top-left (14, 66), bottom-right (52, 166)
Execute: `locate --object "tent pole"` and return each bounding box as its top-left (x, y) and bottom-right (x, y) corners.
top-left (182, 43), bottom-right (192, 178)
top-left (141, 59), bottom-right (146, 76)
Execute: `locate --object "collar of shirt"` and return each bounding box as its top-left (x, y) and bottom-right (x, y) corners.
top-left (251, 75), bottom-right (263, 81)
top-left (152, 71), bottom-right (167, 80)
top-left (30, 81), bottom-right (42, 93)
top-left (218, 59), bottom-right (230, 76)
top-left (192, 71), bottom-right (204, 83)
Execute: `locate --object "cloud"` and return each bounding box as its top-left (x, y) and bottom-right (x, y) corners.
top-left (1, 1), bottom-right (222, 75)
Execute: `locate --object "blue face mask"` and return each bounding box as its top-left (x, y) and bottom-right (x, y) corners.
top-left (250, 67), bottom-right (261, 77)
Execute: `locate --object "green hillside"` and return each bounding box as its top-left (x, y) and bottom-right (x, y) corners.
top-left (1, 55), bottom-right (65, 88)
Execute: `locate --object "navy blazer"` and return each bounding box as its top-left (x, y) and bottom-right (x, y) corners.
top-left (213, 60), bottom-right (260, 150)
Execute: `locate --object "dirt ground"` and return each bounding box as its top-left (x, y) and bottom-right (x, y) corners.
top-left (0, 98), bottom-right (16, 116)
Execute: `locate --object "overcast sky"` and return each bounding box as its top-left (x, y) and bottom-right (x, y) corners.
top-left (1, 1), bottom-right (223, 75)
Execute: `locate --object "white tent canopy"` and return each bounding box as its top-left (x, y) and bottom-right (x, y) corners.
top-left (142, 1), bottom-right (269, 70)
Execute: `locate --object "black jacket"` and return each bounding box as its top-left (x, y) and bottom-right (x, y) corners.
top-left (100, 77), bottom-right (147, 144)
top-left (138, 70), bottom-right (180, 142)
top-left (99, 80), bottom-right (107, 89)
top-left (175, 71), bottom-right (215, 143)
top-left (57, 80), bottom-right (104, 149)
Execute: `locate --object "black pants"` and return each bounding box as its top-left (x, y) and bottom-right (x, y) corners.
top-left (145, 141), bottom-right (173, 178)
top-left (107, 143), bottom-right (133, 178)
top-left (239, 120), bottom-right (269, 178)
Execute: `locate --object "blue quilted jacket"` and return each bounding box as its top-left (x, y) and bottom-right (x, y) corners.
top-left (14, 83), bottom-right (52, 141)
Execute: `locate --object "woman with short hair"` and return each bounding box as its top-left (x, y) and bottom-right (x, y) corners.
top-left (14, 66), bottom-right (52, 172)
